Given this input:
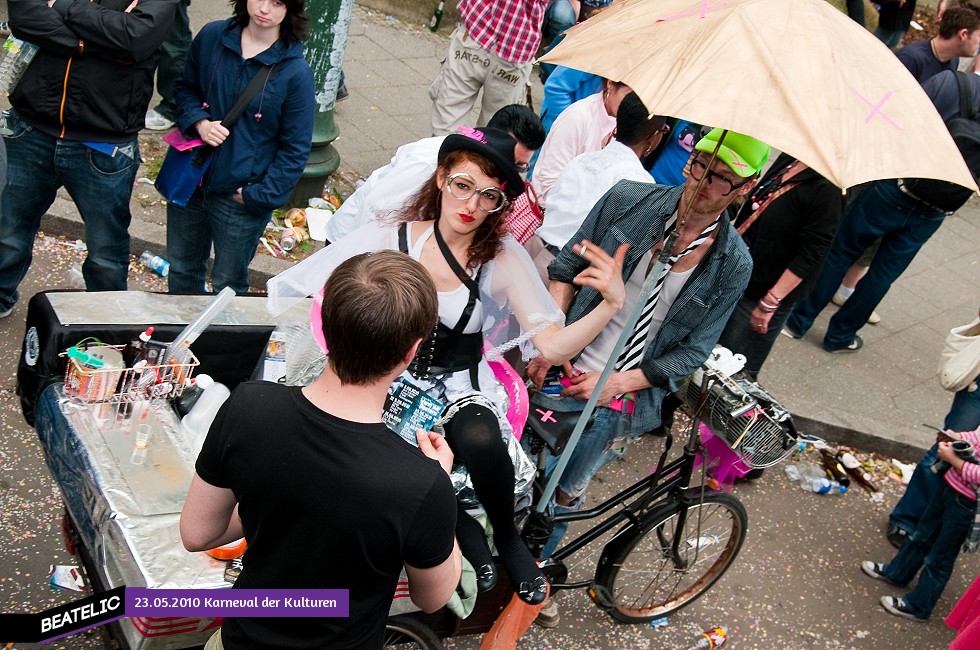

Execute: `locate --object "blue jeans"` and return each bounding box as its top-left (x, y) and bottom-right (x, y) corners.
top-left (875, 26), bottom-right (906, 49)
top-left (890, 382), bottom-right (980, 534)
top-left (882, 482), bottom-right (976, 619)
top-left (535, 402), bottom-right (632, 556)
top-left (718, 295), bottom-right (796, 380)
top-left (166, 189), bottom-right (269, 293)
top-left (0, 111), bottom-right (139, 309)
top-left (538, 0), bottom-right (576, 82)
top-left (786, 181), bottom-right (945, 350)
top-left (845, 0), bottom-right (865, 27)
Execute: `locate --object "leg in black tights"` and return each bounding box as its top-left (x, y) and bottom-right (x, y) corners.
top-left (444, 404), bottom-right (546, 603)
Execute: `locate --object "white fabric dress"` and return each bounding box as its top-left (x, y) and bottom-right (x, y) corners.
top-left (268, 219), bottom-right (566, 436)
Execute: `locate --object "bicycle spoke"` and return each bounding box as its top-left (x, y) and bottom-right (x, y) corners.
top-left (597, 494), bottom-right (747, 622)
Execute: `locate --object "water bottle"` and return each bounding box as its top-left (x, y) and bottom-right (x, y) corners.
top-left (429, 0), bottom-right (444, 32)
top-left (784, 464), bottom-right (802, 482)
top-left (140, 251), bottom-right (170, 277)
top-left (801, 476), bottom-right (844, 495)
top-left (0, 35), bottom-right (40, 95)
top-left (686, 626), bottom-right (727, 649)
top-left (181, 377), bottom-right (231, 438)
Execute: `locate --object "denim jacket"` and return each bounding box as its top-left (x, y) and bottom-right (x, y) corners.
top-left (547, 181), bottom-right (753, 433)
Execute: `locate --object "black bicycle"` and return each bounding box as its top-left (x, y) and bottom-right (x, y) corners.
top-left (385, 367), bottom-right (796, 647)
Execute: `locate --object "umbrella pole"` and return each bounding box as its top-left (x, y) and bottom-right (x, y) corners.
top-left (531, 130), bottom-right (732, 511)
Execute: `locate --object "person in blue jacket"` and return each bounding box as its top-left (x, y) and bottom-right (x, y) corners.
top-left (167, 0), bottom-right (315, 294)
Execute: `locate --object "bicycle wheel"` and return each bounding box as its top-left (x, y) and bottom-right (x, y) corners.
top-left (383, 614), bottom-right (442, 650)
top-left (595, 492), bottom-right (747, 623)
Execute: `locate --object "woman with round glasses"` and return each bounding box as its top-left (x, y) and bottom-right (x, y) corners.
top-left (269, 126), bottom-right (626, 605)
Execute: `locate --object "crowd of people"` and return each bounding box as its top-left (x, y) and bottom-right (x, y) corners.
top-left (3, 0), bottom-right (979, 647)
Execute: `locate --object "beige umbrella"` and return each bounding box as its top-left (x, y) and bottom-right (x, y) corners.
top-left (540, 0), bottom-right (977, 191)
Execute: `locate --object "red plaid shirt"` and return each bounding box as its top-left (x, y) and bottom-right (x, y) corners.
top-left (458, 0), bottom-right (548, 64)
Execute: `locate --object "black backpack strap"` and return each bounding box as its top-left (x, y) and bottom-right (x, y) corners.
top-left (955, 70), bottom-right (977, 121)
top-left (192, 64), bottom-right (275, 165)
top-left (398, 222), bottom-right (409, 254)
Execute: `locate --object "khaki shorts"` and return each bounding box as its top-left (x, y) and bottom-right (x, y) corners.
top-left (429, 26), bottom-right (531, 135)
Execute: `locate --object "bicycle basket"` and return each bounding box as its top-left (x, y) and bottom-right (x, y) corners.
top-left (683, 367), bottom-right (798, 468)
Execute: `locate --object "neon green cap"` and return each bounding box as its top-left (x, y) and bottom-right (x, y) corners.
top-left (694, 128), bottom-right (771, 178)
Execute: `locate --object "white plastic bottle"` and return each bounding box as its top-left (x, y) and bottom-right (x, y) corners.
top-left (181, 376), bottom-right (230, 439)
top-left (801, 476), bottom-right (844, 495)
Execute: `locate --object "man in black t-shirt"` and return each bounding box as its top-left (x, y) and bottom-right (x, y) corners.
top-left (181, 252), bottom-right (461, 649)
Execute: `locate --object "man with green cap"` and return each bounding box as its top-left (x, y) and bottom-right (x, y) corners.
top-left (527, 128), bottom-right (767, 555)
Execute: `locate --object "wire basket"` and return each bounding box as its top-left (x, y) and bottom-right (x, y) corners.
top-left (683, 367), bottom-right (798, 468)
top-left (63, 345), bottom-right (198, 404)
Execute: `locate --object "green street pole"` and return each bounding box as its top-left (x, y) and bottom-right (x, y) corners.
top-left (290, 0), bottom-right (353, 205)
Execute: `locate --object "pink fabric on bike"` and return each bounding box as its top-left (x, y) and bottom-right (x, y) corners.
top-left (692, 423), bottom-right (751, 490)
top-left (947, 574), bottom-right (980, 650)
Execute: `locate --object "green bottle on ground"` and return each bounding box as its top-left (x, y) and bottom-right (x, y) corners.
top-left (429, 0), bottom-right (444, 32)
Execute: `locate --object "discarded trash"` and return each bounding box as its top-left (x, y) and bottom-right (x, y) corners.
top-left (892, 459), bottom-right (916, 485)
top-left (307, 197), bottom-right (333, 210)
top-left (686, 626), bottom-right (727, 649)
top-left (140, 251), bottom-right (170, 277)
top-left (688, 534), bottom-right (720, 550)
top-left (649, 616), bottom-right (669, 629)
top-left (49, 565), bottom-right (85, 591)
top-left (784, 464), bottom-right (802, 482)
top-left (259, 236), bottom-right (279, 257)
top-left (839, 451), bottom-right (879, 492)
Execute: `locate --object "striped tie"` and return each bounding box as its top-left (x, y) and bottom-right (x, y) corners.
top-left (615, 217), bottom-right (721, 373)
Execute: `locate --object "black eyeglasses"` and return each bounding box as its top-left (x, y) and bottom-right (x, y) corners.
top-left (688, 157), bottom-right (750, 196)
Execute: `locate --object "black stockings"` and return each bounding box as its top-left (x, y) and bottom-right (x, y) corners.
top-left (443, 404), bottom-right (542, 591)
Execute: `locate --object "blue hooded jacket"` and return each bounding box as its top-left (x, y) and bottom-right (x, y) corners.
top-left (175, 18), bottom-right (315, 215)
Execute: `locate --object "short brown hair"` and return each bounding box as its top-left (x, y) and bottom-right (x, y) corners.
top-left (320, 252), bottom-right (438, 385)
top-left (940, 4), bottom-right (980, 38)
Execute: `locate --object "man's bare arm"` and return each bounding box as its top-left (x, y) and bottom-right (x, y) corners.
top-left (404, 540), bottom-right (463, 613)
top-left (180, 473), bottom-right (243, 552)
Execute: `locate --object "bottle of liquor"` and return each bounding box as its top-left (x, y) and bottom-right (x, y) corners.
top-left (429, 0), bottom-right (445, 32)
top-left (818, 448), bottom-right (850, 492)
top-left (838, 451), bottom-right (880, 492)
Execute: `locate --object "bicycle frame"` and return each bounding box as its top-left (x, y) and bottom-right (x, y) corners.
top-left (542, 382), bottom-right (712, 590)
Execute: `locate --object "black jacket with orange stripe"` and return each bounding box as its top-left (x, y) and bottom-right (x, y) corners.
top-left (8, 0), bottom-right (177, 143)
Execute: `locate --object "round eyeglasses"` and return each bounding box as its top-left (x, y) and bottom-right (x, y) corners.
top-left (445, 172), bottom-right (509, 213)
top-left (688, 157), bottom-right (750, 196)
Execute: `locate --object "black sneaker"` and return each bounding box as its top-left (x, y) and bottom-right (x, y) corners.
top-left (880, 595), bottom-right (927, 621)
top-left (861, 560), bottom-right (906, 587)
top-left (887, 525), bottom-right (909, 549)
top-left (336, 82), bottom-right (349, 102)
top-left (823, 335), bottom-right (863, 353)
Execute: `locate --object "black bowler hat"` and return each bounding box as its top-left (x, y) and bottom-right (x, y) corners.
top-left (438, 127), bottom-right (525, 200)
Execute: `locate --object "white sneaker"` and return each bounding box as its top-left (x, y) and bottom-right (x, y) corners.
top-left (0, 306), bottom-right (12, 318)
top-left (144, 108), bottom-right (175, 131)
